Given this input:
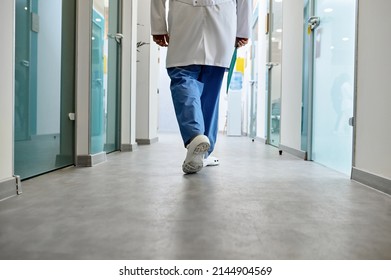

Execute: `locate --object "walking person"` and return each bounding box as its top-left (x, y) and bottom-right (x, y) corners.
top-left (151, 0), bottom-right (251, 174)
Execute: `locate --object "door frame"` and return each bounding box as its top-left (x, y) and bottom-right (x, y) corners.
top-left (265, 0), bottom-right (283, 147)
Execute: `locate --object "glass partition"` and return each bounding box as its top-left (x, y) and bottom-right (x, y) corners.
top-left (90, 0), bottom-right (121, 154)
top-left (311, 0), bottom-right (356, 174)
top-left (266, 0), bottom-right (283, 147)
top-left (14, 0), bottom-right (75, 179)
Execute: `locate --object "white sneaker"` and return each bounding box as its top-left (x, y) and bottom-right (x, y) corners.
top-left (203, 156), bottom-right (219, 167)
top-left (182, 135), bottom-right (210, 174)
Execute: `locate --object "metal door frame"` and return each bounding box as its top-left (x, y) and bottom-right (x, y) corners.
top-left (265, 0), bottom-right (283, 147)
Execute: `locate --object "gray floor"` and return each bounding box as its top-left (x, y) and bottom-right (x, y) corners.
top-left (1, 133), bottom-right (391, 260)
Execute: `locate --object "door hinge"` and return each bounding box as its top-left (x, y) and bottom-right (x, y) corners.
top-left (14, 175), bottom-right (22, 195)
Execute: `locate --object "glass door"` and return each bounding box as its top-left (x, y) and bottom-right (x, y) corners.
top-left (308, 0), bottom-right (356, 174)
top-left (15, 0), bottom-right (31, 142)
top-left (90, 0), bottom-right (121, 155)
top-left (91, 10), bottom-right (105, 154)
top-left (14, 0), bottom-right (76, 179)
top-left (249, 12), bottom-right (259, 139)
top-left (266, 0), bottom-right (283, 147)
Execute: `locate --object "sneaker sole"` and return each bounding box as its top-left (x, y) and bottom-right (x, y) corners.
top-left (182, 142), bottom-right (210, 174)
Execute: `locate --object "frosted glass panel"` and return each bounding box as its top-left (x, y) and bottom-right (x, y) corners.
top-left (312, 0), bottom-right (356, 174)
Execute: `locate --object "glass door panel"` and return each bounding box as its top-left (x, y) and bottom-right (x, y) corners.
top-left (15, 0), bottom-right (31, 142)
top-left (311, 0), bottom-right (356, 174)
top-left (90, 0), bottom-right (121, 155)
top-left (14, 0), bottom-right (76, 179)
top-left (249, 17), bottom-right (259, 139)
top-left (266, 0), bottom-right (283, 147)
top-left (91, 11), bottom-right (105, 154)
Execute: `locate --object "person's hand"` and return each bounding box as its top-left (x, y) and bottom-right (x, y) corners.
top-left (153, 34), bottom-right (169, 47)
top-left (236, 37), bottom-right (249, 48)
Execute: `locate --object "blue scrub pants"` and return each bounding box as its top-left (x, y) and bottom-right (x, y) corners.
top-left (167, 65), bottom-right (225, 156)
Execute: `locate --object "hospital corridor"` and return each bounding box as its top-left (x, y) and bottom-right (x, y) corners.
top-left (1, 0), bottom-right (391, 262)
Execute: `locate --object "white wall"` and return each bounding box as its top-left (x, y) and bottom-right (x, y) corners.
top-left (218, 75), bottom-right (229, 133)
top-left (256, 1), bottom-right (267, 140)
top-left (37, 0), bottom-right (62, 135)
top-left (0, 0), bottom-right (14, 181)
top-left (136, 0), bottom-right (159, 141)
top-left (75, 0), bottom-right (92, 156)
top-left (280, 0), bottom-right (304, 150)
top-left (149, 41), bottom-right (159, 139)
top-left (121, 0), bottom-right (138, 148)
top-left (355, 0), bottom-right (391, 179)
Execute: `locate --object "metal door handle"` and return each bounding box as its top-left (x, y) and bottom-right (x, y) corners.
top-left (308, 16), bottom-right (321, 30)
top-left (21, 60), bottom-right (30, 67)
top-left (108, 33), bottom-right (124, 44)
top-left (266, 62), bottom-right (279, 69)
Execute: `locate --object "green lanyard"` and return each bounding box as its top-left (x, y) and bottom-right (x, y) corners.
top-left (226, 47), bottom-right (238, 93)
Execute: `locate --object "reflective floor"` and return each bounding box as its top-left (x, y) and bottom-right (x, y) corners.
top-left (1, 133), bottom-right (391, 259)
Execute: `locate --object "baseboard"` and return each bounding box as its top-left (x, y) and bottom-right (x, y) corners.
top-left (76, 152), bottom-right (107, 167)
top-left (121, 143), bottom-right (138, 152)
top-left (279, 144), bottom-right (307, 160)
top-left (352, 167), bottom-right (391, 196)
top-left (0, 177), bottom-right (16, 201)
top-left (136, 137), bottom-right (159, 145)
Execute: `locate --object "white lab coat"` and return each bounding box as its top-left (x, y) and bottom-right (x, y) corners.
top-left (151, 0), bottom-right (251, 68)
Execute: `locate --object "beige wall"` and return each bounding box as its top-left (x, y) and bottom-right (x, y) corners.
top-left (280, 0), bottom-right (304, 151)
top-left (121, 0), bottom-right (138, 148)
top-left (355, 0), bottom-right (391, 179)
top-left (256, 1), bottom-right (268, 140)
top-left (136, 0), bottom-right (159, 142)
top-left (75, 0), bottom-right (92, 157)
top-left (0, 0), bottom-right (14, 181)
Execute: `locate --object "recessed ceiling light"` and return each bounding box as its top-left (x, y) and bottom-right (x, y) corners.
top-left (276, 29), bottom-right (282, 33)
top-left (342, 37), bottom-right (349, 41)
top-left (324, 8), bottom-right (333, 13)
